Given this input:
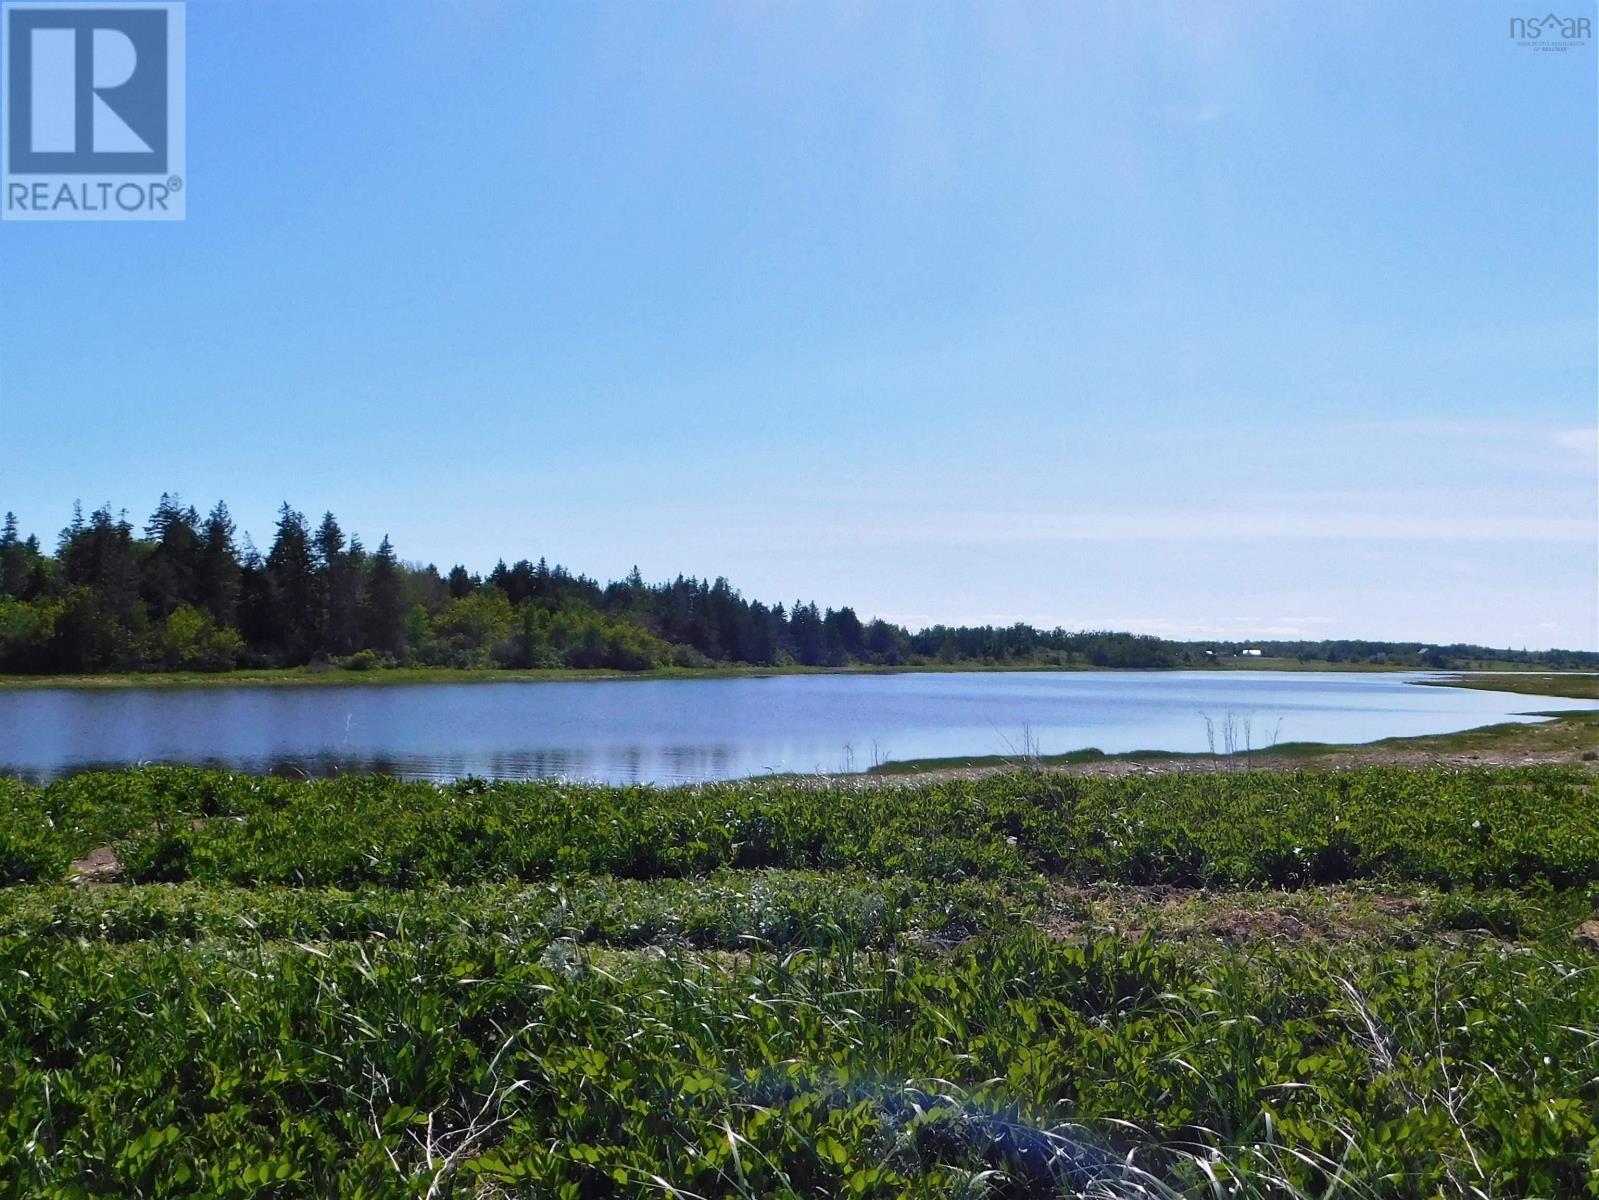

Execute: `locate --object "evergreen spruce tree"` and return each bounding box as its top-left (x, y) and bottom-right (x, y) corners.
top-left (363, 535), bottom-right (406, 657)
top-left (195, 502), bottom-right (241, 628)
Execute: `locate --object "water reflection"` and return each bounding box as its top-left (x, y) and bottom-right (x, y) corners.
top-left (0, 671), bottom-right (1590, 785)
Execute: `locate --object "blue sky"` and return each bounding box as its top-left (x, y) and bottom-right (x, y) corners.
top-left (2, 0), bottom-right (1595, 648)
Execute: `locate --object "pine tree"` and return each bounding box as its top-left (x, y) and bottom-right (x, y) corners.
top-left (141, 493), bottom-right (203, 619)
top-left (265, 504), bottom-right (316, 662)
top-left (53, 505), bottom-right (145, 669)
top-left (314, 511), bottom-right (360, 656)
top-left (195, 502), bottom-right (241, 628)
top-left (363, 535), bottom-right (406, 656)
top-left (0, 512), bottom-right (28, 598)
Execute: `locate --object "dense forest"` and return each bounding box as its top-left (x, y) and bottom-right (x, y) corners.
top-left (0, 498), bottom-right (1593, 675)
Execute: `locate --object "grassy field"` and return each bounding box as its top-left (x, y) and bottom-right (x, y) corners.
top-left (2, 765), bottom-right (1597, 1197)
top-left (1424, 672), bottom-right (1599, 701)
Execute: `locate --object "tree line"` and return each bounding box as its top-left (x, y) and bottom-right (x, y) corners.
top-left (0, 497), bottom-right (1592, 675)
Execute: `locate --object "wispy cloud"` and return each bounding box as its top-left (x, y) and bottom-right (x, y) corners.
top-left (876, 509), bottom-right (1591, 544)
top-left (841, 483), bottom-right (1597, 544)
top-left (1352, 419), bottom-right (1598, 463)
top-left (680, 482), bottom-right (1596, 551)
top-left (1165, 101), bottom-right (1227, 124)
top-left (1551, 427), bottom-right (1599, 458)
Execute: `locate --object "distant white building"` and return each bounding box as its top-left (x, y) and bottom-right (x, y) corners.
top-left (1241, 648), bottom-right (1263, 657)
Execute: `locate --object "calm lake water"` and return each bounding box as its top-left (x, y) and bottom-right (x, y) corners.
top-left (0, 670), bottom-right (1591, 785)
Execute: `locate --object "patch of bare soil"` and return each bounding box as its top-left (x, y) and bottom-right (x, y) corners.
top-left (1036, 914), bottom-right (1089, 942)
top-left (1033, 886), bottom-right (1424, 947)
top-left (1195, 907), bottom-right (1315, 943)
top-left (1366, 894), bottom-right (1423, 918)
top-left (69, 843), bottom-right (121, 884)
top-left (64, 817), bottom-right (239, 885)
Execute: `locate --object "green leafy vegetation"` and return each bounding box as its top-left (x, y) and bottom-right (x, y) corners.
top-left (1, 766), bottom-right (1598, 1195)
top-left (3, 500), bottom-right (1595, 678)
top-left (4, 765), bottom-right (1599, 890)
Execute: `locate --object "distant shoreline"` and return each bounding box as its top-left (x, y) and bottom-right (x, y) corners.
top-left (863, 669), bottom-right (1598, 778)
top-left (0, 660), bottom-right (1594, 693)
top-left (2, 657), bottom-right (1585, 692)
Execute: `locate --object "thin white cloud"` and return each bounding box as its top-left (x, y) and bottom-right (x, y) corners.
top-left (684, 486), bottom-right (1596, 550)
top-left (1352, 419), bottom-right (1598, 462)
top-left (1551, 427), bottom-right (1599, 458)
top-left (1165, 102), bottom-right (1227, 124)
top-left (877, 509), bottom-right (1591, 544)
